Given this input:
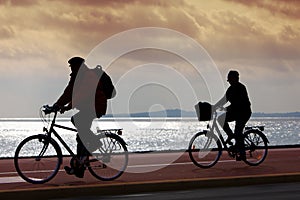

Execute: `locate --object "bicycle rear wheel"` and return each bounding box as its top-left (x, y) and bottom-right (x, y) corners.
top-left (243, 130), bottom-right (268, 166)
top-left (188, 131), bottom-right (222, 168)
top-left (88, 134), bottom-right (128, 181)
top-left (14, 134), bottom-right (62, 184)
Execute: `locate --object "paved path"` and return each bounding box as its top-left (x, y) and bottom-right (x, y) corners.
top-left (0, 148), bottom-right (300, 199)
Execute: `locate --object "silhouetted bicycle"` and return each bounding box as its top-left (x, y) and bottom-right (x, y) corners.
top-left (14, 105), bottom-right (128, 184)
top-left (188, 105), bottom-right (269, 168)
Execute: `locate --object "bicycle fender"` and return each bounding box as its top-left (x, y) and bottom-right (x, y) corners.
top-left (195, 130), bottom-right (208, 137)
top-left (105, 132), bottom-right (127, 146)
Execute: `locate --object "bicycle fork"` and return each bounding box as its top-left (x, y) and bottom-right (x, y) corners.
top-left (36, 137), bottom-right (51, 161)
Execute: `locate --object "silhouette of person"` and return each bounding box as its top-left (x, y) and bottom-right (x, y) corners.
top-left (213, 70), bottom-right (251, 160)
top-left (53, 57), bottom-right (108, 178)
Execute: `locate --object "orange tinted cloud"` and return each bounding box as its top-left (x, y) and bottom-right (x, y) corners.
top-left (0, 0), bottom-right (299, 67)
top-left (0, 0), bottom-right (299, 114)
top-left (227, 0), bottom-right (300, 19)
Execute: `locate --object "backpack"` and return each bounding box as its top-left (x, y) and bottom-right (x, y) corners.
top-left (94, 65), bottom-right (116, 99)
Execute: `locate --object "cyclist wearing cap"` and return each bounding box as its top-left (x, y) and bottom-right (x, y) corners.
top-left (213, 70), bottom-right (252, 160)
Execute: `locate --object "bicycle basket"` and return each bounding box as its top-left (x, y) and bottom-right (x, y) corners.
top-left (195, 102), bottom-right (212, 121)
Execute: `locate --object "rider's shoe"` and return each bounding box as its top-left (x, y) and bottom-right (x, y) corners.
top-left (236, 152), bottom-right (246, 161)
top-left (64, 166), bottom-right (75, 175)
top-left (74, 167), bottom-right (85, 178)
top-left (64, 166), bottom-right (85, 178)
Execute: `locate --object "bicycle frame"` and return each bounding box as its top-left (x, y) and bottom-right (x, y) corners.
top-left (207, 111), bottom-right (230, 150)
top-left (15, 106), bottom-right (129, 184)
top-left (189, 107), bottom-right (269, 168)
top-left (43, 111), bottom-right (77, 157)
top-left (42, 111), bottom-right (126, 156)
top-left (208, 111), bottom-right (267, 151)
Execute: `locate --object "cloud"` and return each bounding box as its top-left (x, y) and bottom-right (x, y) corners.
top-left (56, 0), bottom-right (182, 8)
top-left (1, 0), bottom-right (299, 63)
top-left (226, 0), bottom-right (300, 19)
top-left (0, 0), bottom-right (38, 6)
top-left (206, 9), bottom-right (300, 60)
top-left (0, 0), bottom-right (202, 66)
top-left (0, 25), bottom-right (15, 39)
top-left (0, 0), bottom-right (300, 115)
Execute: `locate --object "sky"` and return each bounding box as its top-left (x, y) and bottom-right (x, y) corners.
top-left (0, 0), bottom-right (300, 117)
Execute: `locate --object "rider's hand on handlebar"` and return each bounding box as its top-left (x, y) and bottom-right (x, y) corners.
top-left (212, 104), bottom-right (218, 112)
top-left (59, 104), bottom-right (71, 114)
top-left (43, 104), bottom-right (71, 115)
top-left (212, 105), bottom-right (226, 112)
top-left (43, 104), bottom-right (60, 114)
top-left (42, 105), bottom-right (53, 114)
top-left (219, 106), bottom-right (226, 111)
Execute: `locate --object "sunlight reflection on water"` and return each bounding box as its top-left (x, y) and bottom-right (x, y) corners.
top-left (0, 117), bottom-right (299, 157)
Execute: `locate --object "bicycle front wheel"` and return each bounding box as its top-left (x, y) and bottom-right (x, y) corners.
top-left (243, 130), bottom-right (268, 166)
top-left (188, 131), bottom-right (222, 168)
top-left (14, 134), bottom-right (62, 184)
top-left (88, 134), bottom-right (128, 181)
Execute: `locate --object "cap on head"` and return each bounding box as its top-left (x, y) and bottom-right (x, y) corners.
top-left (68, 57), bottom-right (85, 66)
top-left (228, 70), bottom-right (239, 79)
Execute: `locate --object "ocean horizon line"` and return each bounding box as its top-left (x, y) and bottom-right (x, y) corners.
top-left (1, 115), bottom-right (300, 122)
top-left (1, 110), bottom-right (300, 121)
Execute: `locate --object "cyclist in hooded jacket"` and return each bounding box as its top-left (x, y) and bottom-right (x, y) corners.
top-left (54, 57), bottom-right (108, 178)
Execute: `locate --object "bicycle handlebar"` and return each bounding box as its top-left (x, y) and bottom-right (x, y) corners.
top-left (212, 104), bottom-right (225, 112)
top-left (42, 105), bottom-right (59, 114)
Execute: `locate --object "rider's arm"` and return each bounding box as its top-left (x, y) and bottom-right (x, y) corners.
top-left (59, 103), bottom-right (72, 114)
top-left (214, 95), bottom-right (227, 110)
top-left (54, 73), bottom-right (74, 107)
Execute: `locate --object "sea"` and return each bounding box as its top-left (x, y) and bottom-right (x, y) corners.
top-left (0, 117), bottom-right (300, 158)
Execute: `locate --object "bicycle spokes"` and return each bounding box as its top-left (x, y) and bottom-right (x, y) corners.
top-left (243, 130), bottom-right (268, 166)
top-left (14, 135), bottom-right (62, 184)
top-left (188, 132), bottom-right (222, 168)
top-left (98, 137), bottom-right (122, 153)
top-left (88, 134), bottom-right (128, 181)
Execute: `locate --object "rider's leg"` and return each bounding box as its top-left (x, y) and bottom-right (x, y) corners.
top-left (217, 112), bottom-right (235, 143)
top-left (65, 112), bottom-right (95, 178)
top-left (72, 111), bottom-right (96, 157)
top-left (235, 112), bottom-right (251, 160)
top-left (234, 120), bottom-right (247, 160)
top-left (64, 137), bottom-right (86, 178)
top-left (76, 135), bottom-right (90, 158)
